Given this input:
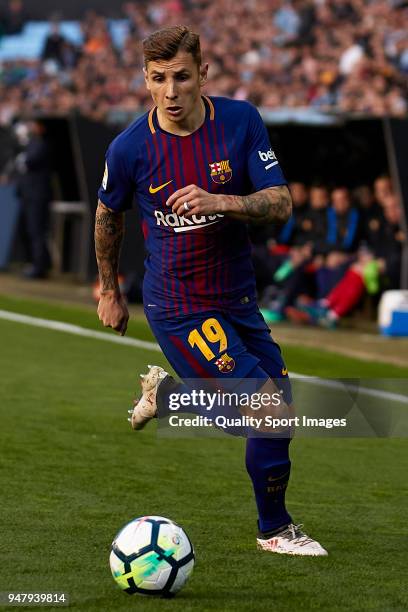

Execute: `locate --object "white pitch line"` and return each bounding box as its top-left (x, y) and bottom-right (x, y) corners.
top-left (290, 374), bottom-right (408, 405)
top-left (1, 308), bottom-right (407, 405)
top-left (0, 309), bottom-right (160, 352)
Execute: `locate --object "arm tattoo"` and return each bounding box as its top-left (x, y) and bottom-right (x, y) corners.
top-left (94, 200), bottom-right (124, 293)
top-left (230, 186), bottom-right (292, 224)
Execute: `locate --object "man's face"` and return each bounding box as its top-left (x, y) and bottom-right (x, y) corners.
top-left (144, 51), bottom-right (208, 125)
top-left (289, 182), bottom-right (308, 207)
top-left (354, 185), bottom-right (374, 209)
top-left (374, 177), bottom-right (392, 204)
top-left (332, 188), bottom-right (350, 214)
top-left (310, 187), bottom-right (328, 210)
top-left (383, 195), bottom-right (401, 225)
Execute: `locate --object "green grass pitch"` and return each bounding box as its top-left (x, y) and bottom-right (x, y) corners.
top-left (0, 295), bottom-right (407, 611)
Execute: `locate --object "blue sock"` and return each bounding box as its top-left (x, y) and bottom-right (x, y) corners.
top-left (158, 378), bottom-right (292, 530)
top-left (245, 437), bottom-right (292, 534)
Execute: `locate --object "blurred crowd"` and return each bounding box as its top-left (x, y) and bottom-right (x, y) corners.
top-left (252, 176), bottom-right (405, 327)
top-left (0, 0), bottom-right (408, 124)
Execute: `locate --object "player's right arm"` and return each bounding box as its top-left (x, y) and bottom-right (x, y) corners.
top-left (95, 200), bottom-right (129, 336)
top-left (95, 135), bottom-right (135, 336)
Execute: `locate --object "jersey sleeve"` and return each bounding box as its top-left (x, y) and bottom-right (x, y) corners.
top-left (245, 104), bottom-right (287, 191)
top-left (97, 138), bottom-right (134, 212)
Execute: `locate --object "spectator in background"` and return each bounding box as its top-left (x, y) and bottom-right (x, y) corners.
top-left (353, 183), bottom-right (384, 249)
top-left (260, 183), bottom-right (320, 320)
top-left (353, 184), bottom-right (376, 212)
top-left (15, 120), bottom-right (52, 279)
top-left (313, 186), bottom-right (360, 298)
top-left (279, 185), bottom-right (330, 309)
top-left (83, 17), bottom-right (111, 56)
top-left (269, 182), bottom-right (312, 295)
top-left (339, 33), bottom-right (364, 75)
top-left (1, 0), bottom-right (408, 121)
top-left (283, 185), bottom-right (360, 324)
top-left (373, 174), bottom-right (394, 206)
top-left (278, 181), bottom-right (309, 246)
top-left (325, 187), bottom-right (360, 254)
top-left (274, 1), bottom-right (301, 45)
top-left (0, 0), bottom-right (26, 35)
top-left (41, 22), bottom-right (68, 68)
top-left (293, 193), bottom-right (404, 327)
top-left (375, 193), bottom-right (405, 289)
top-left (308, 184), bottom-right (329, 255)
top-left (294, 0), bottom-right (316, 46)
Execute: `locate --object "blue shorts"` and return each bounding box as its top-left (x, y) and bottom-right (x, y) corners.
top-left (146, 308), bottom-right (292, 404)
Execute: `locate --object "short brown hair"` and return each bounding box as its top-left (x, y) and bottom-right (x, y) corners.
top-left (143, 25), bottom-right (201, 67)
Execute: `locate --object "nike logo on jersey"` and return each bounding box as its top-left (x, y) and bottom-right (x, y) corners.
top-left (149, 180), bottom-right (173, 194)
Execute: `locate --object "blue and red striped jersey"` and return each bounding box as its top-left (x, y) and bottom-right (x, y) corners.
top-left (98, 96), bottom-right (287, 319)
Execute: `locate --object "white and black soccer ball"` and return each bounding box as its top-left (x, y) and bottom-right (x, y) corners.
top-left (109, 515), bottom-right (195, 597)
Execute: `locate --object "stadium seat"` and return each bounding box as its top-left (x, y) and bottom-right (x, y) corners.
top-left (59, 22), bottom-right (83, 46)
top-left (0, 21), bottom-right (83, 60)
top-left (108, 19), bottom-right (129, 50)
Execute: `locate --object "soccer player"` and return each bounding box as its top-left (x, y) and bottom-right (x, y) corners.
top-left (95, 25), bottom-right (327, 556)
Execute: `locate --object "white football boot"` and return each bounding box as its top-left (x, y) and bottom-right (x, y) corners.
top-left (128, 365), bottom-right (169, 430)
top-left (257, 523), bottom-right (328, 556)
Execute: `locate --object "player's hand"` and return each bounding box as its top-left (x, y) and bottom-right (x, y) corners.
top-left (166, 184), bottom-right (224, 218)
top-left (97, 291), bottom-right (129, 336)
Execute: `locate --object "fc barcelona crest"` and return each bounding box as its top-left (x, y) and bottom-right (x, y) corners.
top-left (209, 160), bottom-right (232, 184)
top-left (215, 353), bottom-right (235, 373)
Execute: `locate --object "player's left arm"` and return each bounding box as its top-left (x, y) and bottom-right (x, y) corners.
top-left (166, 184), bottom-right (292, 225)
top-left (222, 185), bottom-right (292, 224)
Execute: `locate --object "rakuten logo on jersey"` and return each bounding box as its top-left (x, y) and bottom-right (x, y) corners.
top-left (154, 210), bottom-right (224, 232)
